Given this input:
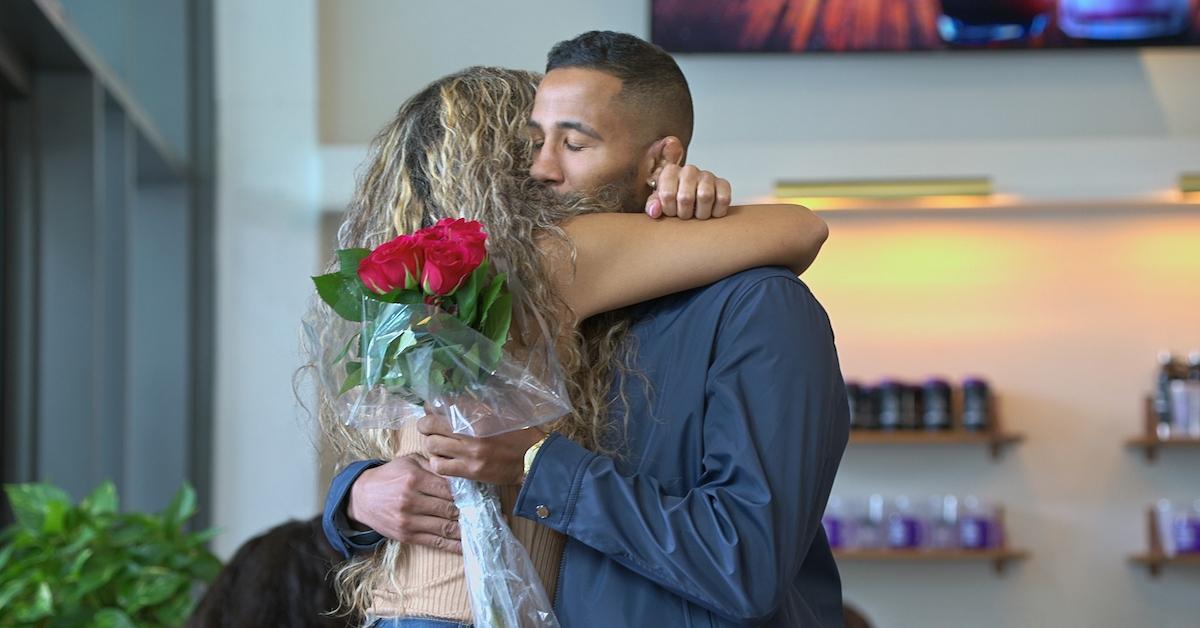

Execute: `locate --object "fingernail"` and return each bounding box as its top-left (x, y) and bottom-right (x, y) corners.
top-left (646, 198), bottom-right (661, 218)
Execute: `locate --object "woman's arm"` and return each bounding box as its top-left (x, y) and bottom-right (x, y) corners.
top-left (544, 203), bottom-right (828, 321)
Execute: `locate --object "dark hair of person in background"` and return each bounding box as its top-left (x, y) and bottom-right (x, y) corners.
top-left (546, 30), bottom-right (695, 147)
top-left (188, 517), bottom-right (359, 628)
top-left (844, 602), bottom-right (874, 628)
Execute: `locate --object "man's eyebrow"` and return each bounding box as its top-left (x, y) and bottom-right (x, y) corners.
top-left (525, 119), bottom-right (603, 141)
top-left (559, 121), bottom-right (603, 141)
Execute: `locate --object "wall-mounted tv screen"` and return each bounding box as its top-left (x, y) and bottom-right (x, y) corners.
top-left (651, 0), bottom-right (1200, 52)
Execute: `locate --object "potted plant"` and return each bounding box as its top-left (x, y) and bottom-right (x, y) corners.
top-left (0, 482), bottom-right (221, 627)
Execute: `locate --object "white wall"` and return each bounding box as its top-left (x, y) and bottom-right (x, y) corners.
top-left (213, 0), bottom-right (322, 558)
top-left (310, 2), bottom-right (1200, 626)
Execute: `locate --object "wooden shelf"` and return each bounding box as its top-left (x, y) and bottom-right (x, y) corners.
top-left (835, 548), bottom-right (1029, 575)
top-left (833, 506), bottom-right (1027, 575)
top-left (848, 393), bottom-right (1021, 460)
top-left (1130, 507), bottom-right (1200, 577)
top-left (1125, 397), bottom-right (1200, 461)
top-left (850, 430), bottom-right (1023, 460)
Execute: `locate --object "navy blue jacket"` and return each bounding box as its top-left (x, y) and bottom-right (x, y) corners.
top-left (324, 268), bottom-right (849, 627)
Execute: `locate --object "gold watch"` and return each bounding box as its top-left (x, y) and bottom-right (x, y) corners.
top-left (523, 433), bottom-right (549, 478)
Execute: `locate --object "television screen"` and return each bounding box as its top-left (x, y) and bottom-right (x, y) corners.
top-left (651, 0), bottom-right (1200, 52)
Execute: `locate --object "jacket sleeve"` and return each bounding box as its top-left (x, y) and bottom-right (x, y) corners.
top-left (514, 277), bottom-right (849, 622)
top-left (321, 459), bottom-right (387, 559)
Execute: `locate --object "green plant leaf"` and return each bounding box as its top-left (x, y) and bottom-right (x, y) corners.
top-left (42, 498), bottom-right (69, 535)
top-left (152, 592), bottom-right (196, 626)
top-left (455, 260), bottom-right (488, 325)
top-left (336, 248), bottom-right (371, 276)
top-left (477, 273), bottom-right (506, 329)
top-left (189, 552), bottom-right (223, 582)
top-left (77, 561), bottom-right (123, 598)
top-left (338, 360), bottom-right (364, 396)
top-left (0, 579), bottom-right (26, 611)
top-left (331, 331), bottom-right (359, 364)
top-left (480, 292), bottom-right (513, 347)
top-left (92, 607), bottom-right (137, 628)
top-left (117, 568), bottom-right (186, 614)
top-left (186, 527), bottom-right (221, 546)
top-left (23, 581), bottom-right (54, 621)
top-left (67, 547), bottom-right (94, 579)
top-left (4, 483), bottom-right (71, 531)
top-left (163, 484), bottom-right (196, 528)
top-left (81, 482), bottom-right (119, 517)
top-left (312, 273), bottom-right (365, 322)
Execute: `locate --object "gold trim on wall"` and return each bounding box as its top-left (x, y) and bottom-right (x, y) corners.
top-left (775, 177), bottom-right (992, 199)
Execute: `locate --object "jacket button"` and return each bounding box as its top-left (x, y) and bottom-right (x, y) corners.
top-left (535, 505), bottom-right (551, 519)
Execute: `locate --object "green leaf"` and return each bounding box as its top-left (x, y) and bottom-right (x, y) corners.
top-left (186, 527), bottom-right (221, 546)
top-left (332, 331), bottom-right (359, 364)
top-left (336, 248), bottom-right (371, 276)
top-left (386, 329), bottom-right (418, 361)
top-left (480, 292), bottom-right (513, 347)
top-left (0, 579), bottom-right (26, 610)
top-left (312, 273), bottom-right (365, 322)
top-left (81, 482), bottom-right (119, 517)
top-left (0, 543), bottom-right (13, 571)
top-left (188, 552), bottom-right (223, 582)
top-left (4, 485), bottom-right (72, 533)
top-left (24, 581), bottom-right (54, 621)
top-left (77, 562), bottom-right (123, 597)
top-left (477, 273), bottom-right (506, 329)
top-left (42, 498), bottom-right (68, 535)
top-left (152, 592), bottom-right (196, 626)
top-left (454, 260), bottom-right (488, 325)
top-left (338, 361), bottom-right (364, 396)
top-left (4, 483), bottom-right (72, 531)
top-left (117, 568), bottom-right (186, 613)
top-left (163, 484), bottom-right (197, 528)
top-left (67, 547), bottom-right (94, 579)
top-left (92, 607), bottom-right (137, 628)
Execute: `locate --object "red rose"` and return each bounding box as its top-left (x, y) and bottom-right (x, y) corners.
top-left (420, 237), bottom-right (486, 296)
top-left (420, 218), bottom-right (486, 245)
top-left (358, 234), bottom-right (423, 294)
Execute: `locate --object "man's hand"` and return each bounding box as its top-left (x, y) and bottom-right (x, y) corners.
top-left (647, 164), bottom-right (732, 221)
top-left (346, 453), bottom-right (462, 553)
top-left (417, 413), bottom-right (545, 486)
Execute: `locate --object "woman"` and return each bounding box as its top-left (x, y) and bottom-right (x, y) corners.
top-left (316, 66), bottom-right (828, 627)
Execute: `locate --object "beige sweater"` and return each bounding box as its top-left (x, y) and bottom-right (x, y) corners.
top-left (369, 422), bottom-right (566, 621)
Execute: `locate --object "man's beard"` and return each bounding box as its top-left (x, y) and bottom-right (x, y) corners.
top-left (592, 162), bottom-right (643, 214)
top-left (534, 162), bottom-right (642, 215)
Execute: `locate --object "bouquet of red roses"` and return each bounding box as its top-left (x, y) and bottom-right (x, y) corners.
top-left (307, 218), bottom-right (565, 627)
top-left (310, 218), bottom-right (569, 436)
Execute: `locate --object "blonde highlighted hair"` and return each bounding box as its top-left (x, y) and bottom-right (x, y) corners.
top-left (309, 66), bottom-right (638, 619)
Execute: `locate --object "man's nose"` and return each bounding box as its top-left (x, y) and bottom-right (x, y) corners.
top-left (530, 147), bottom-right (563, 186)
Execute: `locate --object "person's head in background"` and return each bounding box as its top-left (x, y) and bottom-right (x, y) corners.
top-left (529, 30), bottom-right (695, 212)
top-left (187, 517), bottom-right (356, 628)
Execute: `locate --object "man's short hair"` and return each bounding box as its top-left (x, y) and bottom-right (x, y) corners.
top-left (547, 31), bottom-right (694, 146)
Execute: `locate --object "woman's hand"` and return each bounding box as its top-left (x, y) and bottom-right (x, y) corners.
top-left (418, 413), bottom-right (545, 486)
top-left (647, 164), bottom-right (732, 221)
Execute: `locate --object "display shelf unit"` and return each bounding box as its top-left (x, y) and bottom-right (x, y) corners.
top-left (1129, 507), bottom-right (1200, 577)
top-left (834, 507), bottom-right (1028, 575)
top-left (1125, 397), bottom-right (1200, 462)
top-left (849, 393), bottom-right (1022, 460)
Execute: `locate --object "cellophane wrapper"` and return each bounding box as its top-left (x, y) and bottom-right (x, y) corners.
top-left (304, 296), bottom-right (566, 627)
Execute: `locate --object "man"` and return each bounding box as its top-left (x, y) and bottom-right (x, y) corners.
top-left (324, 31), bottom-right (849, 627)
